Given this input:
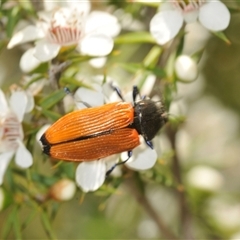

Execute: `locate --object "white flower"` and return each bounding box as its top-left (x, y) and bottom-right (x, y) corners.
top-left (187, 165), bottom-right (224, 191)
top-left (0, 89), bottom-right (34, 185)
top-left (7, 1), bottom-right (121, 71)
top-left (49, 178), bottom-right (76, 201)
top-left (150, 0), bottom-right (230, 45)
top-left (174, 55), bottom-right (198, 81)
top-left (74, 83), bottom-right (158, 192)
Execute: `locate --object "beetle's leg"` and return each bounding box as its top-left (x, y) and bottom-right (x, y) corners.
top-left (64, 87), bottom-right (92, 108)
top-left (110, 83), bottom-right (125, 101)
top-left (105, 150), bottom-right (132, 177)
top-left (145, 139), bottom-right (153, 149)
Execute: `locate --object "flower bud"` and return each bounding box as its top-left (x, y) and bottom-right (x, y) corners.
top-left (50, 179), bottom-right (76, 201)
top-left (187, 165), bottom-right (224, 191)
top-left (174, 55), bottom-right (198, 81)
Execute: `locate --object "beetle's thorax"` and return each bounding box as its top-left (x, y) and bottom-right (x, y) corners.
top-left (130, 99), bottom-right (167, 141)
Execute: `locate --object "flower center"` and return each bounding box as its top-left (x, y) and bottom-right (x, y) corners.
top-left (0, 113), bottom-right (23, 151)
top-left (46, 8), bottom-right (84, 46)
top-left (172, 0), bottom-right (206, 12)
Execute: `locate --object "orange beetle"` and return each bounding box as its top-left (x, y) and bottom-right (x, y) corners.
top-left (40, 86), bottom-right (167, 165)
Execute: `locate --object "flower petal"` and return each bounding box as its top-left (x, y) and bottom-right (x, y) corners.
top-left (25, 92), bottom-right (35, 113)
top-left (20, 48), bottom-right (41, 73)
top-left (7, 25), bottom-right (44, 49)
top-left (34, 40), bottom-right (61, 62)
top-left (89, 57), bottom-right (107, 68)
top-left (183, 10), bottom-right (198, 23)
top-left (75, 160), bottom-right (106, 192)
top-left (0, 89), bottom-right (9, 115)
top-left (126, 146), bottom-right (157, 170)
top-left (0, 151), bottom-right (14, 185)
top-left (9, 91), bottom-right (28, 122)
top-left (79, 34), bottom-right (113, 56)
top-left (150, 10), bottom-right (183, 45)
top-left (174, 55), bottom-right (198, 81)
top-left (85, 11), bottom-right (121, 37)
top-left (75, 86), bottom-right (104, 108)
top-left (199, 1), bottom-right (230, 31)
top-left (44, 0), bottom-right (91, 14)
top-left (187, 165), bottom-right (224, 191)
top-left (15, 141), bottom-right (33, 168)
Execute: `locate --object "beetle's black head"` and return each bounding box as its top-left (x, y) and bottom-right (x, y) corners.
top-left (131, 99), bottom-right (167, 141)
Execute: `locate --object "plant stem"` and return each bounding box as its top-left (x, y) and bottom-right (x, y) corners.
top-left (167, 125), bottom-right (194, 239)
top-left (125, 171), bottom-right (178, 239)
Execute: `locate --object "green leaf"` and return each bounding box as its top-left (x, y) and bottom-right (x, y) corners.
top-left (40, 89), bottom-right (66, 109)
top-left (143, 45), bottom-right (162, 67)
top-left (118, 62), bottom-right (142, 73)
top-left (118, 62), bottom-right (165, 78)
top-left (2, 206), bottom-right (16, 239)
top-left (60, 77), bottom-right (91, 88)
top-left (6, 6), bottom-right (21, 37)
top-left (115, 32), bottom-right (156, 44)
top-left (12, 207), bottom-right (22, 240)
top-left (212, 31), bottom-right (231, 45)
top-left (146, 66), bottom-right (165, 78)
top-left (40, 210), bottom-right (57, 240)
top-left (41, 109), bottom-right (62, 121)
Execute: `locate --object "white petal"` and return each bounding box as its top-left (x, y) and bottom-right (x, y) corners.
top-left (79, 34), bottom-right (113, 56)
top-left (67, 0), bottom-right (91, 15)
top-left (75, 86), bottom-right (104, 108)
top-left (15, 141), bottom-right (33, 168)
top-left (75, 160), bottom-right (106, 192)
top-left (183, 10), bottom-right (198, 23)
top-left (20, 48), bottom-right (41, 73)
top-left (44, 0), bottom-right (91, 14)
top-left (9, 91), bottom-right (28, 122)
top-left (0, 89), bottom-right (9, 115)
top-left (187, 165), bottom-right (224, 191)
top-left (199, 1), bottom-right (230, 31)
top-left (126, 146), bottom-right (157, 170)
top-left (34, 40), bottom-right (60, 62)
top-left (24, 92), bottom-right (35, 113)
top-left (89, 57), bottom-right (107, 68)
top-left (7, 25), bottom-right (44, 49)
top-left (150, 11), bottom-right (183, 45)
top-left (174, 55), bottom-right (198, 81)
top-left (85, 11), bottom-right (121, 37)
top-left (0, 151), bottom-right (14, 185)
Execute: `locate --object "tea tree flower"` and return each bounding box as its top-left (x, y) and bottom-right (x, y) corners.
top-left (0, 90), bottom-right (33, 185)
top-left (150, 0), bottom-right (230, 45)
top-left (7, 1), bottom-right (121, 71)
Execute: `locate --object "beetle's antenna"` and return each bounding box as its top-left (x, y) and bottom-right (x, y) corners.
top-left (105, 150), bottom-right (132, 177)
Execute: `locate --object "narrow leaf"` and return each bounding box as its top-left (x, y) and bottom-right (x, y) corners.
top-left (212, 31), bottom-right (231, 45)
top-left (40, 89), bottom-right (66, 109)
top-left (115, 32), bottom-right (156, 44)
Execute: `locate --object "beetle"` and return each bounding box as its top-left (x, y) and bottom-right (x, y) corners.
top-left (40, 85), bottom-right (167, 172)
